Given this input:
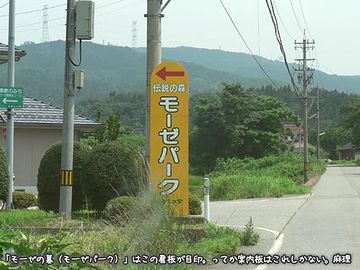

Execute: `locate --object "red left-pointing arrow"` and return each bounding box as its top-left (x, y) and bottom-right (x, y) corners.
top-left (156, 67), bottom-right (185, 81)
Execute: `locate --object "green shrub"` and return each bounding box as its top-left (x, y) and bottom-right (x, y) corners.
top-left (356, 159), bottom-right (360, 166)
top-left (84, 141), bottom-right (147, 210)
top-left (37, 142), bottom-right (91, 212)
top-left (102, 196), bottom-right (136, 224)
top-left (189, 194), bottom-right (202, 215)
top-left (240, 217), bottom-right (260, 246)
top-left (0, 147), bottom-right (8, 202)
top-left (13, 191), bottom-right (37, 209)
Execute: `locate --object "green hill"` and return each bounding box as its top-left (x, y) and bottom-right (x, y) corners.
top-left (0, 41), bottom-right (359, 105)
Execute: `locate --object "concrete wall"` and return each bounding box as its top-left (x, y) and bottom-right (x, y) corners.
top-left (0, 127), bottom-right (80, 195)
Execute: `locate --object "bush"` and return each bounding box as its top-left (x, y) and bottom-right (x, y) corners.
top-left (37, 142), bottom-right (91, 212)
top-left (13, 191), bottom-right (37, 209)
top-left (102, 196), bottom-right (136, 224)
top-left (0, 147), bottom-right (8, 202)
top-left (189, 194), bottom-right (202, 215)
top-left (84, 141), bottom-right (147, 210)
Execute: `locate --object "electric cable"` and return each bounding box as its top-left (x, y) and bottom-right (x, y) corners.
top-left (68, 40), bottom-right (82, 67)
top-left (0, 3), bottom-right (65, 18)
top-left (273, 0), bottom-right (295, 40)
top-left (298, 0), bottom-right (312, 39)
top-left (219, 0), bottom-right (280, 89)
top-left (0, 2), bottom-right (8, 9)
top-left (266, 0), bottom-right (304, 97)
top-left (289, 0), bottom-right (303, 34)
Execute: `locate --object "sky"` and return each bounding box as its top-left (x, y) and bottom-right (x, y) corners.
top-left (0, 0), bottom-right (359, 76)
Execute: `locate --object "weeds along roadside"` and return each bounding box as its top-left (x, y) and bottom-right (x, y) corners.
top-left (0, 186), bottom-right (245, 270)
top-left (204, 154), bottom-right (326, 201)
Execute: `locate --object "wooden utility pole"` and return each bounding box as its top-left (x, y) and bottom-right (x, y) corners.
top-left (295, 34), bottom-right (315, 183)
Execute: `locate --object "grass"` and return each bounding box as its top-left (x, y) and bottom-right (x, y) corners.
top-left (208, 154), bottom-right (326, 201)
top-left (327, 159), bottom-right (356, 165)
top-left (178, 224), bottom-right (241, 260)
top-left (189, 175), bottom-right (204, 198)
top-left (0, 209), bottom-right (58, 227)
top-left (0, 189), bottom-right (246, 270)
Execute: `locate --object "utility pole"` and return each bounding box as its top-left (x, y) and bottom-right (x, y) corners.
top-left (6, 0), bottom-right (15, 210)
top-left (59, 0), bottom-right (76, 220)
top-left (295, 34), bottom-right (314, 183)
top-left (316, 87), bottom-right (320, 160)
top-left (145, 0), bottom-right (162, 171)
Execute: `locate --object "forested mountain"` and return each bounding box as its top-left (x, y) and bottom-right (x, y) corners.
top-left (0, 41), bottom-right (359, 107)
top-left (77, 85), bottom-right (357, 134)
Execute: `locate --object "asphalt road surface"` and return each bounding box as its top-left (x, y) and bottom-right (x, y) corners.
top-left (204, 165), bottom-right (360, 270)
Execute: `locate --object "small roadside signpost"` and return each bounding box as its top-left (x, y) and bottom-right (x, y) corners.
top-left (150, 61), bottom-right (189, 216)
top-left (0, 86), bottom-right (24, 108)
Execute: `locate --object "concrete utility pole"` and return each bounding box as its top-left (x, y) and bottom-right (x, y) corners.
top-left (6, 0), bottom-right (15, 210)
top-left (295, 34), bottom-right (314, 183)
top-left (316, 87), bottom-right (320, 160)
top-left (145, 0), bottom-right (162, 169)
top-left (59, 0), bottom-right (76, 220)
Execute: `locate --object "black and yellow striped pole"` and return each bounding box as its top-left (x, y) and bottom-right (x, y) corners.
top-left (61, 170), bottom-right (73, 186)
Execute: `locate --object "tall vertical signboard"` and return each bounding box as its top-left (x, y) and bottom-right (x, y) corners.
top-left (150, 61), bottom-right (189, 216)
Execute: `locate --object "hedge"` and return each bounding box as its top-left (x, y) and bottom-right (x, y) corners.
top-left (0, 146), bottom-right (8, 202)
top-left (37, 142), bottom-right (91, 212)
top-left (84, 141), bottom-right (147, 210)
top-left (13, 191), bottom-right (37, 209)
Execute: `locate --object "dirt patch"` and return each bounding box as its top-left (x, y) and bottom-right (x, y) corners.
top-left (304, 173), bottom-right (322, 188)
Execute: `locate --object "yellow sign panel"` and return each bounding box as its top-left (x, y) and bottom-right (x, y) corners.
top-left (150, 61), bottom-right (189, 216)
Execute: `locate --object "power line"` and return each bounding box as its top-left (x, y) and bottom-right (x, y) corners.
top-left (219, 0), bottom-right (280, 89)
top-left (0, 3), bottom-right (65, 18)
top-left (289, 0), bottom-right (303, 35)
top-left (0, 0), bottom-right (140, 33)
top-left (97, 0), bottom-right (126, 9)
top-left (298, 0), bottom-right (312, 39)
top-left (0, 2), bottom-right (8, 9)
top-left (273, 0), bottom-right (295, 40)
top-left (265, 0), bottom-right (303, 97)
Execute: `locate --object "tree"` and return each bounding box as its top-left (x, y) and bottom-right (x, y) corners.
top-left (341, 97), bottom-right (360, 147)
top-left (317, 124), bottom-right (351, 159)
top-left (95, 111), bottom-right (123, 143)
top-left (190, 84), bottom-right (299, 173)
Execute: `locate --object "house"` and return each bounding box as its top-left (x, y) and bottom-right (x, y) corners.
top-left (0, 42), bottom-right (26, 64)
top-left (338, 143), bottom-right (360, 160)
top-left (283, 124), bottom-right (303, 144)
top-left (0, 97), bottom-right (101, 195)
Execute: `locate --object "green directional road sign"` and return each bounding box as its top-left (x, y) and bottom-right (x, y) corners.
top-left (0, 86), bottom-right (24, 108)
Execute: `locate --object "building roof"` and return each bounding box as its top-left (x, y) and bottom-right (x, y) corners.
top-left (0, 97), bottom-right (101, 130)
top-left (284, 124), bottom-right (303, 135)
top-left (338, 143), bottom-right (355, 151)
top-left (0, 42), bottom-right (27, 65)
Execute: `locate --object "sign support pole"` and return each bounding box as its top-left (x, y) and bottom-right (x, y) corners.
top-left (6, 0), bottom-right (16, 210)
top-left (59, 0), bottom-right (76, 220)
top-left (145, 0), bottom-right (162, 172)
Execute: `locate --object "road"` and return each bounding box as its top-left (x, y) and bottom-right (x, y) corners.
top-left (204, 165), bottom-right (360, 269)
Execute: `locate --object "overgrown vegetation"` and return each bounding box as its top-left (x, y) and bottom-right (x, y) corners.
top-left (190, 84), bottom-right (299, 174)
top-left (0, 189), bottom-right (246, 269)
top-left (208, 154), bottom-right (325, 200)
